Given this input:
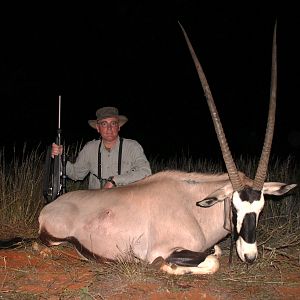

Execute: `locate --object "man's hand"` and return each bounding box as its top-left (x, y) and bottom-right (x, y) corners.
top-left (103, 181), bottom-right (115, 189)
top-left (104, 176), bottom-right (116, 189)
top-left (51, 143), bottom-right (63, 157)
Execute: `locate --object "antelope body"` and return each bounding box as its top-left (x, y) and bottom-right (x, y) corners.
top-left (39, 170), bottom-right (295, 274)
top-left (38, 23), bottom-right (297, 274)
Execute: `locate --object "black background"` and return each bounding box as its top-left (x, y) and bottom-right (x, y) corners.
top-left (1, 3), bottom-right (299, 161)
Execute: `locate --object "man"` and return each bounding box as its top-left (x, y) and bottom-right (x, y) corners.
top-left (52, 106), bottom-right (152, 189)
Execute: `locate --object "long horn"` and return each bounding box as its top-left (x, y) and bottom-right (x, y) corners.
top-left (253, 22), bottom-right (277, 191)
top-left (179, 22), bottom-right (243, 191)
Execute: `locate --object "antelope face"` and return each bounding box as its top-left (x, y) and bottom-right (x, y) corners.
top-left (232, 188), bottom-right (265, 263)
top-left (180, 22), bottom-right (281, 264)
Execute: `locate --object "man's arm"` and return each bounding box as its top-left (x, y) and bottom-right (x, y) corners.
top-left (66, 141), bottom-right (97, 181)
top-left (113, 139), bottom-right (152, 186)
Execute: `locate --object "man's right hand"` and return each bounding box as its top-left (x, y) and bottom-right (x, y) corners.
top-left (51, 143), bottom-right (63, 157)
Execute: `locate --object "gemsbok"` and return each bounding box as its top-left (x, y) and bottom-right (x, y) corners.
top-left (38, 22), bottom-right (297, 275)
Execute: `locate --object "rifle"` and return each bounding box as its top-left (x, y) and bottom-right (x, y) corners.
top-left (42, 95), bottom-right (67, 203)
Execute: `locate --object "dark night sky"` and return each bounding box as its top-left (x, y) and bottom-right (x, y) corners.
top-left (1, 3), bottom-right (299, 161)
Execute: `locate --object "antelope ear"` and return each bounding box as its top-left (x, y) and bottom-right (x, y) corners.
top-left (263, 183), bottom-right (297, 196)
top-left (197, 184), bottom-right (233, 207)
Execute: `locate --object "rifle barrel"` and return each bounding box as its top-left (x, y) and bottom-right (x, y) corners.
top-left (58, 95), bottom-right (61, 130)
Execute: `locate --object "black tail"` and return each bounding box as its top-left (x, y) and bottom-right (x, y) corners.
top-left (0, 237), bottom-right (36, 249)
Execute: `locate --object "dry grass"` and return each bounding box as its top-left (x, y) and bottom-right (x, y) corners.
top-left (0, 144), bottom-right (45, 225)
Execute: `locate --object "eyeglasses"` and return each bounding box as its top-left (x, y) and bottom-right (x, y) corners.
top-left (97, 120), bottom-right (119, 128)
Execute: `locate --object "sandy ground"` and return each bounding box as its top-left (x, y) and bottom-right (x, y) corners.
top-left (1, 240), bottom-right (300, 300)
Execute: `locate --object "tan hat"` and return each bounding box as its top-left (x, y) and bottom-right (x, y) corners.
top-left (88, 106), bottom-right (128, 129)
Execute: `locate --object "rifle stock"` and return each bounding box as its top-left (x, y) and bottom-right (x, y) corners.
top-left (42, 95), bottom-right (67, 203)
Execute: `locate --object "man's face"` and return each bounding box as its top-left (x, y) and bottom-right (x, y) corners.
top-left (96, 117), bottom-right (120, 142)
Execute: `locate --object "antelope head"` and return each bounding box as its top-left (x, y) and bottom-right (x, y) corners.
top-left (180, 22), bottom-right (296, 263)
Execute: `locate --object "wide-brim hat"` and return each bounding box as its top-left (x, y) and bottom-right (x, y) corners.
top-left (88, 106), bottom-right (128, 129)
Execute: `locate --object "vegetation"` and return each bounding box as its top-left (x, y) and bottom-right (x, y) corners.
top-left (0, 144), bottom-right (45, 226)
top-left (0, 143), bottom-right (299, 246)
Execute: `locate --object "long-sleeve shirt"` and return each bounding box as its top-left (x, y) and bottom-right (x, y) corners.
top-left (66, 136), bottom-right (152, 189)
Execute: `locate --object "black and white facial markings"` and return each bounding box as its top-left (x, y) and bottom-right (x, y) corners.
top-left (232, 187), bottom-right (265, 263)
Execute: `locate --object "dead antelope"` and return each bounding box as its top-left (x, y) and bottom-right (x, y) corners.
top-left (38, 22), bottom-right (296, 275)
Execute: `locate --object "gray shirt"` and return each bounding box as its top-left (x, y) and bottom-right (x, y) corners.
top-left (66, 137), bottom-right (152, 189)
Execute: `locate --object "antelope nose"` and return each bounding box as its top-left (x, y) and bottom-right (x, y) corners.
top-left (244, 254), bottom-right (256, 264)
